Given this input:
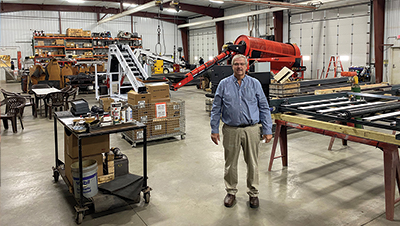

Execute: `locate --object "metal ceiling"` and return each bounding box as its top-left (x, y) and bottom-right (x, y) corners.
top-left (0, 0), bottom-right (371, 25)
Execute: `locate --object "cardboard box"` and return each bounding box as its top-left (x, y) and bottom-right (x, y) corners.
top-left (133, 104), bottom-right (154, 122)
top-left (66, 42), bottom-right (75, 48)
top-left (167, 118), bottom-right (180, 134)
top-left (151, 119), bottom-right (166, 136)
top-left (37, 41), bottom-right (45, 46)
top-left (84, 52), bottom-right (93, 57)
top-left (83, 43), bottom-right (92, 48)
top-left (167, 101), bottom-right (181, 117)
top-left (100, 97), bottom-right (114, 112)
top-left (146, 83), bottom-right (170, 101)
top-left (64, 131), bottom-right (109, 158)
top-left (82, 30), bottom-right (91, 37)
top-left (66, 28), bottom-right (83, 37)
top-left (64, 153), bottom-right (104, 185)
top-left (55, 39), bottom-right (64, 45)
top-left (128, 90), bottom-right (150, 106)
top-left (150, 97), bottom-right (170, 103)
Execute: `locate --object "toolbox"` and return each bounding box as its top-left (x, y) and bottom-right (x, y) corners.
top-left (114, 154), bottom-right (129, 177)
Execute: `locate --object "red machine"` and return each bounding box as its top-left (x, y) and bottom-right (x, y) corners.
top-left (169, 35), bottom-right (305, 91)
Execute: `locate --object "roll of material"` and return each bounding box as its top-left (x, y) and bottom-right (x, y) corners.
top-left (340, 102), bottom-right (400, 119)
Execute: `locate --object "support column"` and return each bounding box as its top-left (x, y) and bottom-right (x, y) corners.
top-left (373, 0), bottom-right (385, 83)
top-left (131, 16), bottom-right (133, 33)
top-left (273, 10), bottom-right (283, 42)
top-left (216, 21), bottom-right (224, 54)
top-left (58, 11), bottom-right (62, 34)
top-left (180, 28), bottom-right (189, 62)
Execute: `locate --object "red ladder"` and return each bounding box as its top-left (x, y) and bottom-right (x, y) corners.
top-left (325, 56), bottom-right (343, 78)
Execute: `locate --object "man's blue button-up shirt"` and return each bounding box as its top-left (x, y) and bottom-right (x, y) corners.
top-left (210, 74), bottom-right (272, 135)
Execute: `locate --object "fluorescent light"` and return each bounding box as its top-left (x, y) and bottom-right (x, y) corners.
top-left (210, 0), bottom-right (224, 4)
top-left (178, 7), bottom-right (285, 29)
top-left (123, 3), bottom-right (138, 8)
top-left (303, 55), bottom-right (310, 61)
top-left (340, 55), bottom-right (349, 61)
top-left (165, 8), bottom-right (180, 13)
top-left (98, 0), bottom-right (172, 24)
top-left (67, 0), bottom-right (84, 3)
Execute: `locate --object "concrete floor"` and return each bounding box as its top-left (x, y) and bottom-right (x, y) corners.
top-left (1, 81), bottom-right (400, 226)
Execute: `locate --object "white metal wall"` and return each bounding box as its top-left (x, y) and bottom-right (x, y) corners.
top-left (289, 4), bottom-right (371, 79)
top-left (188, 5), bottom-right (274, 64)
top-left (384, 0), bottom-right (400, 83)
top-left (0, 11), bottom-right (182, 65)
top-left (189, 27), bottom-right (217, 64)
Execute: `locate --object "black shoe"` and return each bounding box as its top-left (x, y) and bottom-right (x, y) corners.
top-left (224, 194), bottom-right (236, 207)
top-left (249, 196), bottom-right (259, 208)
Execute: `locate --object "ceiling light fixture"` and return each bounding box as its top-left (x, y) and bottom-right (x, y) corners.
top-left (98, 0), bottom-right (172, 24)
top-left (178, 7), bottom-right (285, 29)
top-left (123, 3), bottom-right (138, 8)
top-left (209, 0), bottom-right (224, 4)
top-left (67, 0), bottom-right (85, 3)
top-left (165, 8), bottom-right (180, 13)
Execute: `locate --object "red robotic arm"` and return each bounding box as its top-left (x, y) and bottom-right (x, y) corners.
top-left (170, 35), bottom-right (303, 91)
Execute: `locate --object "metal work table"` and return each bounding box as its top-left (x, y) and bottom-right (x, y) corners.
top-left (51, 111), bottom-right (150, 224)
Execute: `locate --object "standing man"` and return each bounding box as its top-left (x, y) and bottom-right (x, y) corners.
top-left (199, 57), bottom-right (204, 65)
top-left (210, 54), bottom-right (273, 208)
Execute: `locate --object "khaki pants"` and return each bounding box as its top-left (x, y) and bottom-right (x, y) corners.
top-left (222, 124), bottom-right (260, 197)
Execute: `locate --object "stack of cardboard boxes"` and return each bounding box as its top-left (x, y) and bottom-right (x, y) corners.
top-left (126, 83), bottom-right (182, 138)
top-left (64, 130), bottom-right (114, 188)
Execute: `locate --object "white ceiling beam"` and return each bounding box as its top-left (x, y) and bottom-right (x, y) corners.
top-left (177, 7), bottom-right (286, 29)
top-left (97, 0), bottom-right (172, 25)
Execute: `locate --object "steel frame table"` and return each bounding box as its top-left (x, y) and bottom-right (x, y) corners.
top-left (269, 113), bottom-right (400, 221)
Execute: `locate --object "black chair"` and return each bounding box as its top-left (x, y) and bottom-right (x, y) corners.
top-left (0, 95), bottom-right (26, 133)
top-left (64, 87), bottom-right (79, 110)
top-left (61, 85), bottom-right (72, 93)
top-left (45, 92), bottom-right (65, 119)
top-left (1, 88), bottom-right (37, 118)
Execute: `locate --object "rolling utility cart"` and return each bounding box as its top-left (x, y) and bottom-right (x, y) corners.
top-left (52, 111), bottom-right (151, 224)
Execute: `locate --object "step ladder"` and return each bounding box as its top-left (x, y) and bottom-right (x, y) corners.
top-left (325, 56), bottom-right (343, 78)
top-left (106, 44), bottom-right (149, 100)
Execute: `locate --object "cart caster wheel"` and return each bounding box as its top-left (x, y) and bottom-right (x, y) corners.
top-left (144, 192), bottom-right (150, 204)
top-left (181, 135), bottom-right (186, 139)
top-left (53, 171), bottom-right (59, 182)
top-left (76, 212), bottom-right (84, 224)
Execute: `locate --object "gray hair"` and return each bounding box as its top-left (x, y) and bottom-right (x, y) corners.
top-left (232, 54), bottom-right (248, 65)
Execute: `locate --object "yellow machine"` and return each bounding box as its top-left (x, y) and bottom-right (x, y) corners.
top-left (153, 60), bottom-right (164, 74)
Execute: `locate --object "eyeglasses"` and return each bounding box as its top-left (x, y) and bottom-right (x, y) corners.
top-left (233, 63), bottom-right (246, 66)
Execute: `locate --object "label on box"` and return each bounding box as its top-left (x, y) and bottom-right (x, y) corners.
top-left (155, 102), bottom-right (167, 118)
top-left (140, 115), bottom-right (148, 123)
top-left (138, 101), bottom-right (146, 108)
top-left (136, 131), bottom-right (144, 139)
top-left (155, 125), bottom-right (162, 130)
top-left (173, 104), bottom-right (180, 110)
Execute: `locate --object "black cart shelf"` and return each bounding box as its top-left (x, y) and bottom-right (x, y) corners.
top-left (52, 111), bottom-right (150, 224)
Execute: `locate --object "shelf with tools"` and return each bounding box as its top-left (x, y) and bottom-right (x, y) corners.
top-left (32, 33), bottom-right (143, 64)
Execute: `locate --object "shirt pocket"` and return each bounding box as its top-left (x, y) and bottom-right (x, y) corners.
top-left (243, 87), bottom-right (257, 103)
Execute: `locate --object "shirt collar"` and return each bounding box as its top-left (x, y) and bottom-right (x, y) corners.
top-left (231, 74), bottom-right (247, 84)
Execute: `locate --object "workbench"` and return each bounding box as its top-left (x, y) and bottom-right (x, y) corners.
top-left (269, 113), bottom-right (400, 221)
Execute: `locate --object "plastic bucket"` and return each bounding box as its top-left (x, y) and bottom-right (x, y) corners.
top-left (71, 159), bottom-right (98, 199)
